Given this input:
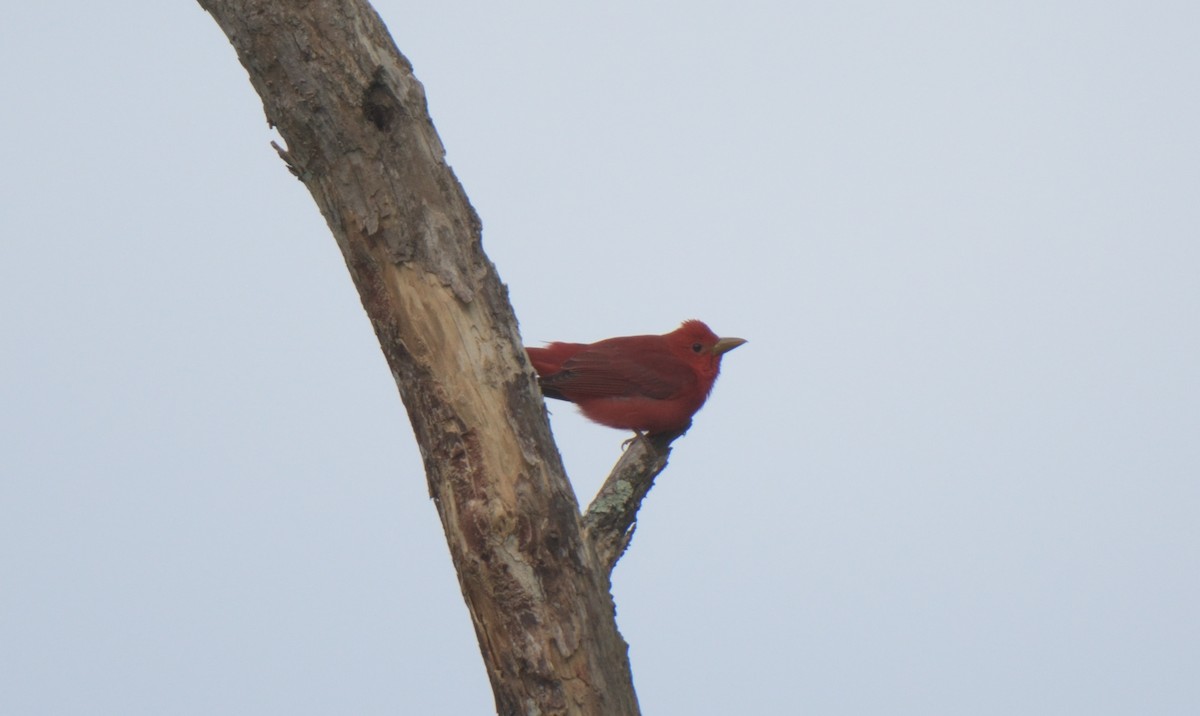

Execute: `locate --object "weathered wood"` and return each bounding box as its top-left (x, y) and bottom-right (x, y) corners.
top-left (196, 2), bottom-right (640, 713)
top-left (583, 432), bottom-right (681, 575)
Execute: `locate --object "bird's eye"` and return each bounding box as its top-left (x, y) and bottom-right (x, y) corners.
top-left (691, 342), bottom-right (704, 353)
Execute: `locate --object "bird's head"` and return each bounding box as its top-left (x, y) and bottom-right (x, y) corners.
top-left (670, 320), bottom-right (746, 379)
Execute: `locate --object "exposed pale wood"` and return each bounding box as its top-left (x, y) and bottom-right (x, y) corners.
top-left (196, 1), bottom-right (640, 713)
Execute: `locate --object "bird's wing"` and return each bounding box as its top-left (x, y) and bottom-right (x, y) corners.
top-left (539, 341), bottom-right (692, 401)
top-left (527, 342), bottom-right (587, 376)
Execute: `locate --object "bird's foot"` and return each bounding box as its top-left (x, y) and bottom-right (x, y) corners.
top-left (621, 431), bottom-right (647, 451)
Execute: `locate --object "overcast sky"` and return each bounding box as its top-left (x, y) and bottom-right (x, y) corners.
top-left (2, 2), bottom-right (1198, 714)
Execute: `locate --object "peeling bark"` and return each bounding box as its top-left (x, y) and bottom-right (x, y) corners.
top-left (196, 1), bottom-right (640, 713)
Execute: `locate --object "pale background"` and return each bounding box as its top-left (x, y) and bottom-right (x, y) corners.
top-left (2, 2), bottom-right (1198, 714)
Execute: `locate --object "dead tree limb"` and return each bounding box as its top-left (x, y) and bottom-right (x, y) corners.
top-left (583, 433), bottom-right (681, 575)
top-left (196, 1), bottom-right (640, 713)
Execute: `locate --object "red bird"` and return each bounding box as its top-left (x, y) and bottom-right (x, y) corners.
top-left (526, 320), bottom-right (746, 436)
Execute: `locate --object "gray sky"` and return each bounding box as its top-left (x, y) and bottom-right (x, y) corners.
top-left (3, 1), bottom-right (1198, 714)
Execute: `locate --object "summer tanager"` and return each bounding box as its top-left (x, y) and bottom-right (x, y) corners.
top-left (526, 320), bottom-right (746, 435)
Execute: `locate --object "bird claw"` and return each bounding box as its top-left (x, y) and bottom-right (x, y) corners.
top-left (621, 431), bottom-right (647, 451)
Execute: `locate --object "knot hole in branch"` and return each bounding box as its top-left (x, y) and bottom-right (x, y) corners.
top-left (362, 69), bottom-right (401, 131)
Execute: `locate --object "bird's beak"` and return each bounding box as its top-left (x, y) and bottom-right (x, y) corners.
top-left (712, 337), bottom-right (747, 356)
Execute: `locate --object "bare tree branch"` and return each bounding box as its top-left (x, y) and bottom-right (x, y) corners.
top-left (583, 432), bottom-right (682, 575)
top-left (196, 1), bottom-right (640, 713)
